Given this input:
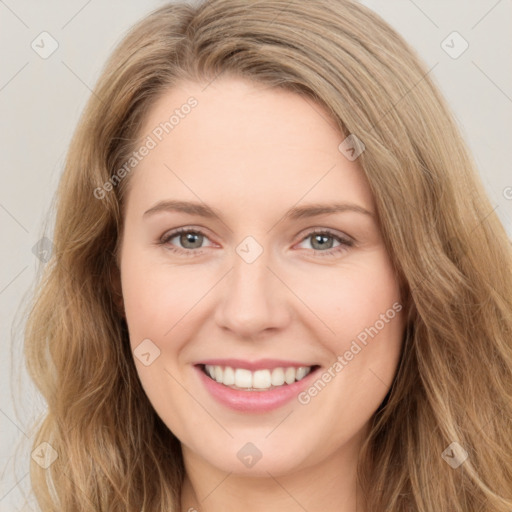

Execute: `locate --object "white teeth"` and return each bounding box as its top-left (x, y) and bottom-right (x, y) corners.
top-left (253, 369), bottom-right (271, 389)
top-left (296, 366), bottom-right (308, 380)
top-left (271, 367), bottom-right (285, 386)
top-left (234, 368), bottom-right (252, 388)
top-left (284, 367), bottom-right (296, 384)
top-left (203, 364), bottom-right (313, 390)
top-left (223, 366), bottom-right (235, 386)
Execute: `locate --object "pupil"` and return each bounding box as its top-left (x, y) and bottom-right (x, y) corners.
top-left (313, 234), bottom-right (332, 250)
top-left (181, 233), bottom-right (202, 248)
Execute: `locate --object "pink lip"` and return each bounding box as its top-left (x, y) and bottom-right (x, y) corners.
top-left (194, 364), bottom-right (320, 413)
top-left (196, 358), bottom-right (315, 371)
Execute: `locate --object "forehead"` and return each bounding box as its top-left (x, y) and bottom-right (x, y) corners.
top-left (125, 77), bottom-right (374, 218)
top-left (141, 76), bottom-right (341, 147)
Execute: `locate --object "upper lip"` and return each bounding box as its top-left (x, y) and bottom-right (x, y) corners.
top-left (195, 358), bottom-right (318, 371)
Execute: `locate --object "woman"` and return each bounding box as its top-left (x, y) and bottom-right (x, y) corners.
top-left (24, 0), bottom-right (512, 510)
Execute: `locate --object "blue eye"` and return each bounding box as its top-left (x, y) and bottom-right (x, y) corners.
top-left (296, 229), bottom-right (354, 257)
top-left (159, 227), bottom-right (354, 257)
top-left (160, 228), bottom-right (213, 256)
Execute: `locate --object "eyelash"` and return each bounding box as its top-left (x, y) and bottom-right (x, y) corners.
top-left (158, 227), bottom-right (354, 258)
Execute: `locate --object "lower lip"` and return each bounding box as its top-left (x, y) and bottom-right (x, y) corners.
top-left (195, 365), bottom-right (319, 413)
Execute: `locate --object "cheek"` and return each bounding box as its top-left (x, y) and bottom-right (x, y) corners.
top-left (119, 247), bottom-right (199, 423)
top-left (293, 249), bottom-right (405, 408)
top-left (120, 246), bottom-right (208, 346)
top-left (291, 250), bottom-right (403, 350)
top-left (294, 259), bottom-right (404, 444)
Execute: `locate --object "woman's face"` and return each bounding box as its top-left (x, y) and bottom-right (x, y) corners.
top-left (118, 76), bottom-right (405, 476)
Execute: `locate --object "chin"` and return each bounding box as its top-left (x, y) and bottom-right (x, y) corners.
top-left (190, 436), bottom-right (312, 477)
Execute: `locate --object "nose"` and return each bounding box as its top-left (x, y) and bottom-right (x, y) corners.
top-left (214, 245), bottom-right (292, 339)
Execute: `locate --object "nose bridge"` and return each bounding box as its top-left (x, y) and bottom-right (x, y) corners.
top-left (214, 237), bottom-right (289, 336)
top-left (232, 243), bottom-right (271, 295)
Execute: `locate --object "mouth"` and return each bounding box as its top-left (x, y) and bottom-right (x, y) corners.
top-left (197, 363), bottom-right (321, 391)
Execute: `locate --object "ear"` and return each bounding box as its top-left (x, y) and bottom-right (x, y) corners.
top-left (109, 261), bottom-right (125, 318)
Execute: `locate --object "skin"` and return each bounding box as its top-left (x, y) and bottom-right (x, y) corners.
top-left (118, 76), bottom-right (405, 512)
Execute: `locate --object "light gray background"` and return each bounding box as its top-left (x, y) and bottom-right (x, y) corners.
top-left (1, 1), bottom-right (511, 510)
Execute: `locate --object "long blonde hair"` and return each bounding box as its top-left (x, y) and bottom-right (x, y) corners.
top-left (23, 0), bottom-right (512, 510)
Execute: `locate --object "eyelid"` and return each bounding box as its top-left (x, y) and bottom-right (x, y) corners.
top-left (295, 227), bottom-right (354, 244)
top-left (159, 226), bottom-right (217, 248)
top-left (293, 228), bottom-right (354, 257)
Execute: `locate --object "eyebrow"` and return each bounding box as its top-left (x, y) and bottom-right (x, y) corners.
top-left (143, 199), bottom-right (374, 221)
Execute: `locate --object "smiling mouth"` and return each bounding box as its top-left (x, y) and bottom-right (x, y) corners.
top-left (199, 364), bottom-right (321, 391)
